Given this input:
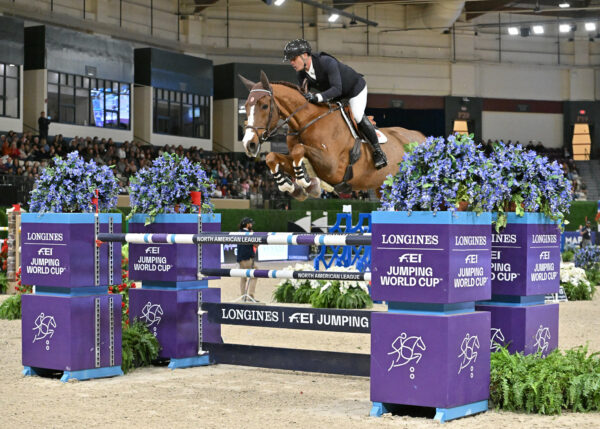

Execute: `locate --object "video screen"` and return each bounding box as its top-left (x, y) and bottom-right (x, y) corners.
top-left (90, 85), bottom-right (130, 128)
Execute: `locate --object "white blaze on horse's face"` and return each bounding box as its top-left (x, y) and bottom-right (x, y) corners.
top-left (242, 105), bottom-right (260, 157)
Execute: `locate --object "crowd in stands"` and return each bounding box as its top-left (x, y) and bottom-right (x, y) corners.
top-left (484, 139), bottom-right (587, 201)
top-left (0, 131), bottom-right (370, 205)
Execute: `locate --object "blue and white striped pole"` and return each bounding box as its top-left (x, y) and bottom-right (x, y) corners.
top-left (97, 232), bottom-right (372, 246)
top-left (200, 268), bottom-right (372, 282)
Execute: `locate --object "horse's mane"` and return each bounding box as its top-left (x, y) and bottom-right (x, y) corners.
top-left (271, 81), bottom-right (303, 94)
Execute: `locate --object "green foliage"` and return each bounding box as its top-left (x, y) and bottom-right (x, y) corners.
top-left (273, 277), bottom-right (372, 309)
top-left (272, 280), bottom-right (297, 303)
top-left (293, 283), bottom-right (314, 304)
top-left (490, 346), bottom-right (600, 414)
top-left (0, 272), bottom-right (6, 294)
top-left (562, 250), bottom-right (575, 262)
top-left (585, 269), bottom-right (600, 286)
top-left (310, 283), bottom-right (340, 308)
top-left (0, 294), bottom-right (22, 320)
top-left (121, 320), bottom-right (161, 374)
top-left (335, 286), bottom-right (373, 309)
top-left (562, 281), bottom-right (596, 301)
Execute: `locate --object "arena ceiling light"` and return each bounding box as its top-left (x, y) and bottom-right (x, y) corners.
top-left (532, 25), bottom-right (544, 34)
top-left (328, 13), bottom-right (339, 22)
top-left (585, 22), bottom-right (596, 31)
top-left (295, 0), bottom-right (378, 27)
top-left (559, 23), bottom-right (572, 33)
top-left (558, 2), bottom-right (570, 8)
top-left (507, 26), bottom-right (519, 36)
top-left (274, 0), bottom-right (286, 5)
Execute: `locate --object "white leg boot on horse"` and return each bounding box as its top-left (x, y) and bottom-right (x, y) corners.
top-left (265, 154), bottom-right (309, 200)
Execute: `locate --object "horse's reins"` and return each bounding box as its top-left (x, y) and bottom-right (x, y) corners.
top-left (245, 87), bottom-right (342, 142)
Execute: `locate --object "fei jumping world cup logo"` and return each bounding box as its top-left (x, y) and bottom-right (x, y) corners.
top-left (140, 301), bottom-right (164, 337)
top-left (534, 325), bottom-right (551, 354)
top-left (387, 332), bottom-right (427, 379)
top-left (32, 312), bottom-right (57, 351)
top-left (458, 333), bottom-right (480, 377)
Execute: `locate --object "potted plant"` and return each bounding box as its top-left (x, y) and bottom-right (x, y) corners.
top-left (126, 152), bottom-right (220, 283)
top-left (20, 151), bottom-right (123, 381)
top-left (485, 142), bottom-right (571, 297)
top-left (370, 134), bottom-right (492, 418)
top-left (376, 133), bottom-right (494, 304)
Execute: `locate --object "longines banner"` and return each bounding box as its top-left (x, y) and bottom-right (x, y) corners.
top-left (203, 303), bottom-right (371, 333)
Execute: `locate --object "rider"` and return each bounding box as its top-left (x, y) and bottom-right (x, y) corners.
top-left (283, 38), bottom-right (388, 170)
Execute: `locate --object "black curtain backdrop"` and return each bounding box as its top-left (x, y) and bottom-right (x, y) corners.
top-left (366, 108), bottom-right (444, 138)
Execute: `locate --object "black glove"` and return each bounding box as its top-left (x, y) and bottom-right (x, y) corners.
top-left (304, 92), bottom-right (319, 104)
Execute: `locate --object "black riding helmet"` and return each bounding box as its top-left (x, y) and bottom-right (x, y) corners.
top-left (283, 39), bottom-right (312, 61)
top-left (240, 217), bottom-right (254, 230)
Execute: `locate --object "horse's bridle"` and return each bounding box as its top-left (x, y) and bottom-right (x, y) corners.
top-left (244, 87), bottom-right (342, 144)
top-left (244, 88), bottom-right (278, 144)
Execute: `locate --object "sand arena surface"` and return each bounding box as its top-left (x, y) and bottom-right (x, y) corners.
top-left (1, 267), bottom-right (599, 429)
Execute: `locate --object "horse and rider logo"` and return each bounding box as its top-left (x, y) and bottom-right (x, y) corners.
top-left (387, 332), bottom-right (426, 374)
top-left (490, 328), bottom-right (505, 352)
top-left (32, 312), bottom-right (57, 344)
top-left (458, 333), bottom-right (480, 375)
top-left (534, 325), bottom-right (551, 354)
top-left (140, 301), bottom-right (164, 328)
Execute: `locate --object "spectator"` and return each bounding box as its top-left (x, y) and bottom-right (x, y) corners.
top-left (38, 111), bottom-right (51, 142)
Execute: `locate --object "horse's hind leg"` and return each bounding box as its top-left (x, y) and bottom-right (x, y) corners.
top-left (265, 152), bottom-right (308, 200)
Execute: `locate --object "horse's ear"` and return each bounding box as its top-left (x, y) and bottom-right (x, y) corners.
top-left (238, 74), bottom-right (255, 92)
top-left (259, 70), bottom-right (271, 91)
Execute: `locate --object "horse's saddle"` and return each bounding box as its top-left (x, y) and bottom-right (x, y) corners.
top-left (338, 102), bottom-right (388, 144)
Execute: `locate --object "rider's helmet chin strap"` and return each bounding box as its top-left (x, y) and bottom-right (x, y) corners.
top-left (302, 54), bottom-right (310, 71)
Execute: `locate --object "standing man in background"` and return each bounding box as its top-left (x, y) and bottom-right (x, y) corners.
top-left (579, 220), bottom-right (592, 248)
top-left (38, 111), bottom-right (51, 143)
top-left (237, 217), bottom-right (259, 302)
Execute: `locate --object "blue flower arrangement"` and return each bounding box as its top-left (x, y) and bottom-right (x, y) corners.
top-left (574, 245), bottom-right (600, 271)
top-left (487, 142), bottom-right (572, 229)
top-left (380, 134), bottom-right (572, 231)
top-left (380, 133), bottom-right (499, 214)
top-left (128, 152), bottom-right (215, 225)
top-left (29, 151), bottom-right (119, 213)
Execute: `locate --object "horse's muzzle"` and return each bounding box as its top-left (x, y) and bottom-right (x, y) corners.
top-left (244, 140), bottom-right (260, 158)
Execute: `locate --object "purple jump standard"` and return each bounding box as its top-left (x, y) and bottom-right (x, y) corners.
top-left (477, 213), bottom-right (560, 356)
top-left (370, 211), bottom-right (492, 423)
top-left (20, 213), bottom-right (124, 382)
top-left (127, 213), bottom-right (223, 369)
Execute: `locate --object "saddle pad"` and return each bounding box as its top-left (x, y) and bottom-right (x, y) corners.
top-left (375, 129), bottom-right (388, 144)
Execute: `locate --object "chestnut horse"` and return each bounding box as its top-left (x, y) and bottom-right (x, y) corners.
top-left (239, 71), bottom-right (426, 200)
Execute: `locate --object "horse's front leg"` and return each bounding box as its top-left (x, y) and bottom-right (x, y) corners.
top-left (265, 152), bottom-right (308, 201)
top-left (289, 144), bottom-right (322, 198)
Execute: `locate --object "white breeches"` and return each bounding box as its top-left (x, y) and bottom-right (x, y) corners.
top-left (349, 85), bottom-right (368, 122)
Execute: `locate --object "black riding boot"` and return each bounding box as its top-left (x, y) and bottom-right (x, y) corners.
top-left (358, 116), bottom-right (387, 170)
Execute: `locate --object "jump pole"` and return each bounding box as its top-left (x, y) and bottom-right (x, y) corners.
top-left (96, 232), bottom-right (372, 246)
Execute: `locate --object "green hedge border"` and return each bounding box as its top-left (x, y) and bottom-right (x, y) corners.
top-left (1, 200), bottom-right (598, 234)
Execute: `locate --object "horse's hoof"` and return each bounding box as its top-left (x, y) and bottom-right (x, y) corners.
top-left (291, 185), bottom-right (308, 201)
top-left (278, 181), bottom-right (294, 193)
top-left (306, 178), bottom-right (322, 198)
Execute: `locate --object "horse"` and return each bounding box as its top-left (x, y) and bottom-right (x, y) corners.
top-left (387, 332), bottom-right (427, 372)
top-left (239, 71), bottom-right (426, 200)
